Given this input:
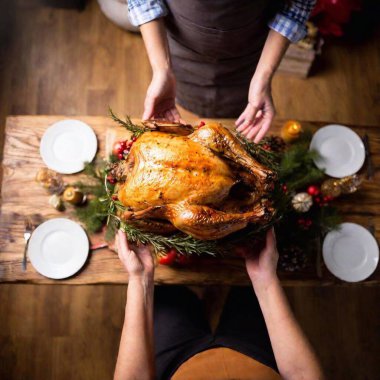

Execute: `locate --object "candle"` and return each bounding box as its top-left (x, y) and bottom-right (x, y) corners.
top-left (281, 120), bottom-right (303, 143)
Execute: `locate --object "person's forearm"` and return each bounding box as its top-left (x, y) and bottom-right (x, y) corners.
top-left (252, 30), bottom-right (290, 86)
top-left (114, 275), bottom-right (155, 380)
top-left (140, 19), bottom-right (171, 73)
top-left (254, 277), bottom-right (325, 380)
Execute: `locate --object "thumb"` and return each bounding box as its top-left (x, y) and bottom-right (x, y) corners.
top-left (264, 228), bottom-right (276, 253)
top-left (143, 97), bottom-right (155, 120)
top-left (117, 230), bottom-right (129, 255)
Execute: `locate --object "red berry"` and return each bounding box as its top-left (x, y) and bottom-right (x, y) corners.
top-left (117, 153), bottom-right (123, 160)
top-left (262, 144), bottom-right (272, 151)
top-left (111, 194), bottom-right (118, 201)
top-left (282, 184), bottom-right (288, 192)
top-left (113, 141), bottom-right (126, 155)
top-left (307, 185), bottom-right (320, 196)
top-left (324, 195), bottom-right (334, 202)
top-left (107, 175), bottom-right (116, 184)
top-left (158, 249), bottom-right (177, 265)
top-left (132, 136), bottom-right (137, 142)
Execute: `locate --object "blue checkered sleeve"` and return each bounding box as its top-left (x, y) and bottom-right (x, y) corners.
top-left (268, 0), bottom-right (316, 43)
top-left (128, 0), bottom-right (168, 27)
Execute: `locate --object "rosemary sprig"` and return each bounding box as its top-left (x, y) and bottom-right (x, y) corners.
top-left (119, 220), bottom-right (221, 256)
top-left (109, 107), bottom-right (150, 137)
top-left (236, 133), bottom-right (280, 171)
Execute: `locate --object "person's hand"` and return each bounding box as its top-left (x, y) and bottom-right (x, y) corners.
top-left (245, 228), bottom-right (279, 289)
top-left (116, 230), bottom-right (154, 279)
top-left (143, 69), bottom-right (183, 122)
top-left (235, 78), bottom-right (275, 143)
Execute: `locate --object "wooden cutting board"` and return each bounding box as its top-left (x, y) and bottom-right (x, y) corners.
top-left (1, 116), bottom-right (379, 285)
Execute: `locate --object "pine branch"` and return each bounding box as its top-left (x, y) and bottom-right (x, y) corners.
top-left (109, 108), bottom-right (149, 137)
top-left (236, 133), bottom-right (280, 170)
top-left (118, 220), bottom-right (222, 256)
top-left (74, 198), bottom-right (108, 234)
top-left (279, 143), bottom-right (325, 190)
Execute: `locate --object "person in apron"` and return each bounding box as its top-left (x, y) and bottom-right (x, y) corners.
top-left (128, 0), bottom-right (316, 142)
top-left (113, 229), bottom-right (325, 380)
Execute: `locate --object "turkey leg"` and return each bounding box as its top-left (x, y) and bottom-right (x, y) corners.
top-left (190, 123), bottom-right (274, 187)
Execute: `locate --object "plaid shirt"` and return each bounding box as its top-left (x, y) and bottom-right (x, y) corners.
top-left (128, 0), bottom-right (316, 43)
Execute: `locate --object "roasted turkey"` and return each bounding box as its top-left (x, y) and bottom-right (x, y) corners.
top-left (112, 121), bottom-right (276, 240)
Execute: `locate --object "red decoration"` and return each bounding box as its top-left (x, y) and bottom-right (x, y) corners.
top-left (297, 217), bottom-right (313, 230)
top-left (112, 140), bottom-right (126, 156)
top-left (158, 249), bottom-right (177, 265)
top-left (311, 0), bottom-right (362, 36)
top-left (107, 174), bottom-right (116, 185)
top-left (307, 185), bottom-right (320, 196)
top-left (262, 144), bottom-right (271, 151)
top-left (198, 121), bottom-right (206, 128)
top-left (158, 248), bottom-right (195, 266)
top-left (282, 184), bottom-right (288, 193)
top-left (111, 194), bottom-right (118, 201)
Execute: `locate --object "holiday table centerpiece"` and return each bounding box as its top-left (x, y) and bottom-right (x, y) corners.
top-left (63, 111), bottom-right (359, 270)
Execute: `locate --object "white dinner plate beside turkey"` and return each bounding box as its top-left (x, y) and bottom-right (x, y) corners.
top-left (310, 124), bottom-right (365, 178)
top-left (40, 119), bottom-right (97, 174)
top-left (322, 223), bottom-right (379, 282)
top-left (28, 218), bottom-right (89, 279)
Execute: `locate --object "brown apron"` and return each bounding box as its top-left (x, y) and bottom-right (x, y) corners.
top-left (164, 0), bottom-right (281, 118)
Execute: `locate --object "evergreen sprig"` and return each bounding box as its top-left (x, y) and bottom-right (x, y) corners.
top-left (109, 108), bottom-right (149, 137)
top-left (236, 133), bottom-right (281, 170)
top-left (119, 221), bottom-right (221, 256)
top-left (279, 143), bottom-right (325, 191)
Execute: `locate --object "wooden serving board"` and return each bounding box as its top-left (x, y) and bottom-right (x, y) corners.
top-left (1, 116), bottom-right (379, 285)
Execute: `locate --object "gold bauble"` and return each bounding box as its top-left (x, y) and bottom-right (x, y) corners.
top-left (338, 174), bottom-right (363, 194)
top-left (63, 186), bottom-right (85, 205)
top-left (36, 168), bottom-right (64, 194)
top-left (292, 192), bottom-right (313, 213)
top-left (321, 179), bottom-right (342, 198)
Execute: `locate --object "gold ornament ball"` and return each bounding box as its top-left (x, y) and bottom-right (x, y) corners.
top-left (321, 179), bottom-right (342, 198)
top-left (36, 167), bottom-right (64, 194)
top-left (292, 192), bottom-right (313, 213)
top-left (339, 174), bottom-right (363, 194)
top-left (63, 186), bottom-right (85, 205)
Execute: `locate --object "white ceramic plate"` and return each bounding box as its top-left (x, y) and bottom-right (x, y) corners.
top-left (310, 124), bottom-right (365, 178)
top-left (28, 218), bottom-right (89, 279)
top-left (323, 223), bottom-right (379, 282)
top-left (40, 119), bottom-right (97, 174)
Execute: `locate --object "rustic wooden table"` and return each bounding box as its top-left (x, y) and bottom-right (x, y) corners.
top-left (0, 116), bottom-right (379, 285)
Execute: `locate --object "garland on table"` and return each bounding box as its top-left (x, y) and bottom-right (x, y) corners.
top-left (71, 112), bottom-right (343, 266)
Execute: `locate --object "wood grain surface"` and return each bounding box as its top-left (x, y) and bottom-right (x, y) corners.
top-left (1, 3), bottom-right (379, 380)
top-left (1, 115), bottom-right (379, 285)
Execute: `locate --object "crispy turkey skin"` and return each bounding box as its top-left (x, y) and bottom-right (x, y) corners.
top-left (114, 122), bottom-right (275, 240)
